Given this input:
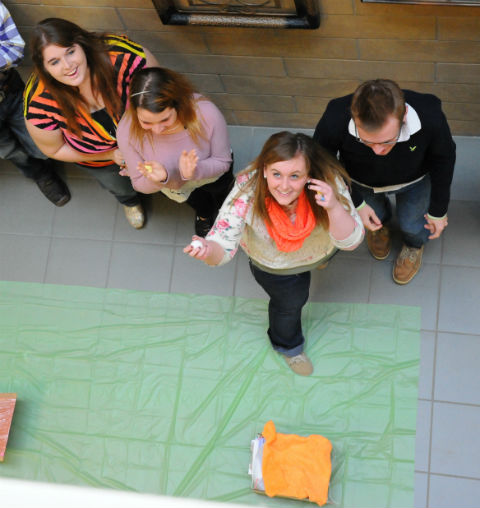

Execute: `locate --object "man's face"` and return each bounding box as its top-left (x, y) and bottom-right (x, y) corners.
top-left (354, 114), bottom-right (403, 156)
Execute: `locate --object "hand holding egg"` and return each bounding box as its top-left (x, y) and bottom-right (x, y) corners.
top-left (184, 236), bottom-right (209, 259)
top-left (190, 239), bottom-right (203, 249)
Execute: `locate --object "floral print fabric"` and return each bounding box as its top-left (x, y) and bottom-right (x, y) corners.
top-left (207, 170), bottom-right (364, 271)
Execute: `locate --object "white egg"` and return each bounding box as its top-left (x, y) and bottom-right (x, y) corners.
top-left (190, 239), bottom-right (204, 249)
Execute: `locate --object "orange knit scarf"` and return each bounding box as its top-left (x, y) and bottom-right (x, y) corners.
top-left (264, 190), bottom-right (316, 252)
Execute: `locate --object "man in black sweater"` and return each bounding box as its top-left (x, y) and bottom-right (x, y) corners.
top-left (314, 79), bottom-right (455, 284)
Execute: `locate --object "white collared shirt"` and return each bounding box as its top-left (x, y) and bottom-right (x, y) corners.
top-left (347, 103), bottom-right (421, 142)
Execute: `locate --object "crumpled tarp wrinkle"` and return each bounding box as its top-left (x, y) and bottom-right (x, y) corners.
top-left (0, 281), bottom-right (420, 507)
top-left (262, 420), bottom-right (332, 506)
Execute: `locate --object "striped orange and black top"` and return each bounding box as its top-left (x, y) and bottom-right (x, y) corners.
top-left (24, 34), bottom-right (146, 167)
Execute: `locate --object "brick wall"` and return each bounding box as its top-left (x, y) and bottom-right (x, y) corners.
top-left (6, 0), bottom-right (480, 135)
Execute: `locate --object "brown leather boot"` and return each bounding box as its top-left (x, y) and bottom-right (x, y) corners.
top-left (393, 245), bottom-right (424, 285)
top-left (366, 226), bottom-right (391, 260)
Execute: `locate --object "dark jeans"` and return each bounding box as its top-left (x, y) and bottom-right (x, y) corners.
top-left (352, 175), bottom-right (431, 248)
top-left (80, 163), bottom-right (140, 206)
top-left (186, 163), bottom-right (234, 218)
top-left (0, 82), bottom-right (54, 181)
top-left (249, 261), bottom-right (310, 357)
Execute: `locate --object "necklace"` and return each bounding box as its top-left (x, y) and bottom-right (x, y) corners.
top-left (281, 199), bottom-right (298, 216)
top-left (162, 121), bottom-right (184, 135)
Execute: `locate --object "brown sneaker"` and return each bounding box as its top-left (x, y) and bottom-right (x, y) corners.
top-left (282, 352), bottom-right (313, 376)
top-left (393, 245), bottom-right (424, 285)
top-left (366, 226), bottom-right (391, 260)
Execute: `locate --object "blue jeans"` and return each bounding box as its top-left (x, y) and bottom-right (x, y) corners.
top-left (352, 176), bottom-right (431, 248)
top-left (0, 85), bottom-right (53, 180)
top-left (249, 261), bottom-right (310, 357)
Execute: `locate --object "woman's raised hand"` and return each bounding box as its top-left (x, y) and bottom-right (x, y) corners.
top-left (179, 149), bottom-right (198, 180)
top-left (137, 160), bottom-right (168, 184)
top-left (307, 178), bottom-right (338, 209)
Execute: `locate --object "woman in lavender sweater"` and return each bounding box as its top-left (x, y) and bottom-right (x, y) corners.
top-left (117, 67), bottom-right (233, 236)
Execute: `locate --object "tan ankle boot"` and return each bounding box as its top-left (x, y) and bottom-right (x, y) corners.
top-left (123, 204), bottom-right (145, 229)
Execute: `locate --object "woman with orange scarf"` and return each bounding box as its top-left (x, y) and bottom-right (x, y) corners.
top-left (184, 132), bottom-right (364, 376)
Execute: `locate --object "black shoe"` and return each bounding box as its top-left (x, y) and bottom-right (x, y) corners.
top-left (35, 173), bottom-right (71, 206)
top-left (195, 215), bottom-right (214, 238)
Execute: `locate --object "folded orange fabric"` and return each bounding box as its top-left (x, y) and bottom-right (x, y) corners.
top-left (261, 420), bottom-right (332, 506)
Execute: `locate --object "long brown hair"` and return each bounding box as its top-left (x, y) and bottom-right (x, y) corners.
top-left (237, 131), bottom-right (351, 229)
top-left (126, 67), bottom-right (205, 148)
top-left (30, 18), bottom-right (122, 137)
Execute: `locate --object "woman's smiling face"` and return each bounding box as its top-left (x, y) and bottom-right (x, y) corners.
top-left (264, 154), bottom-right (309, 209)
top-left (42, 43), bottom-right (89, 87)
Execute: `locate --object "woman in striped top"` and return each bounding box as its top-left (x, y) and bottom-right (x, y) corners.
top-left (24, 18), bottom-right (157, 228)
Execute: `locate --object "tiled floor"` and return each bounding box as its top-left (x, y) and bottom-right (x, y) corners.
top-left (1, 128), bottom-right (480, 507)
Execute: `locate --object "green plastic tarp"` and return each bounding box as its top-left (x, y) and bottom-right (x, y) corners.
top-left (0, 281), bottom-right (420, 507)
